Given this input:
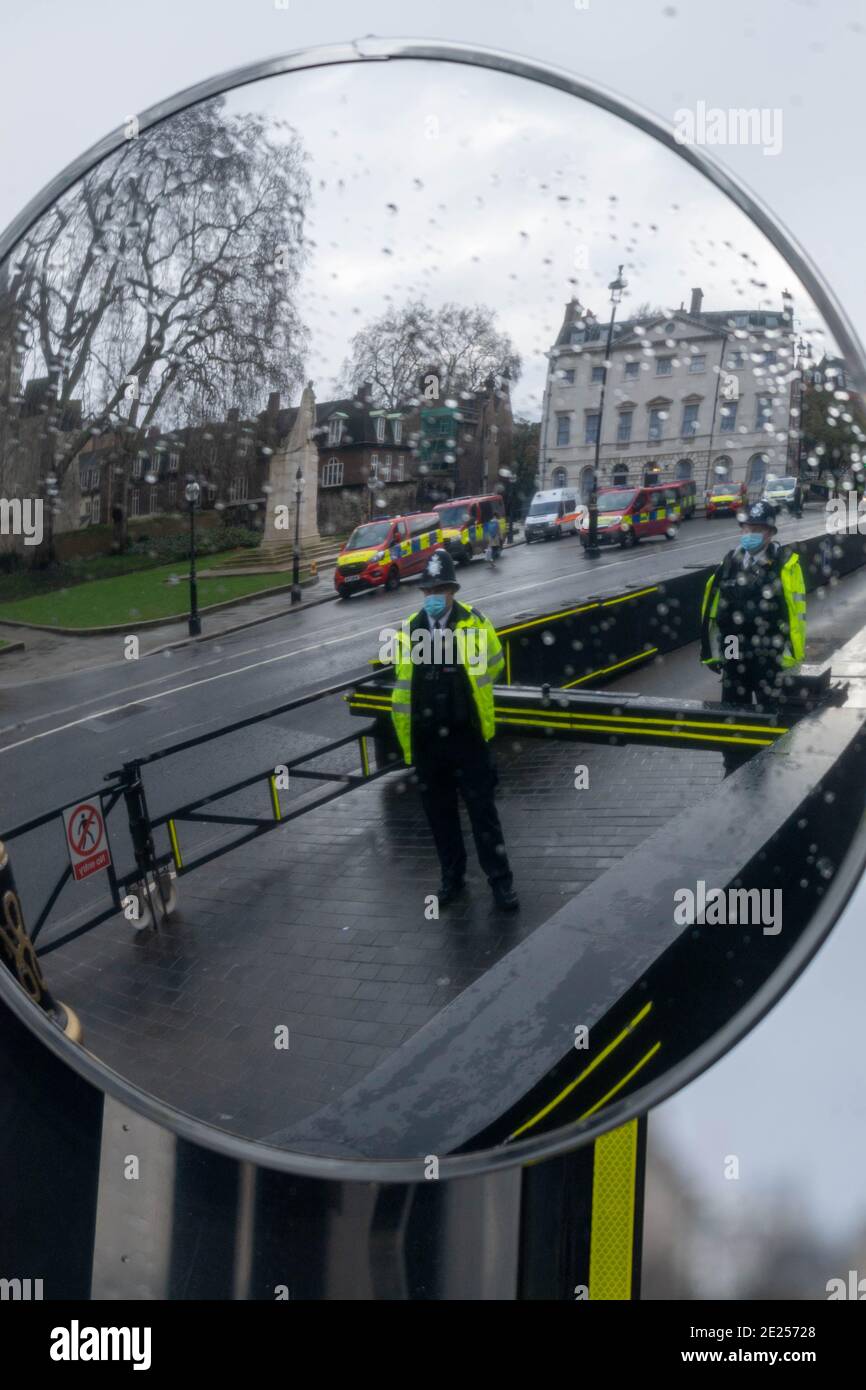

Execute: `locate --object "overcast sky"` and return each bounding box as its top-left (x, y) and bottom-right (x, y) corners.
top-left (3, 0), bottom-right (866, 1271)
top-left (219, 60), bottom-right (821, 414)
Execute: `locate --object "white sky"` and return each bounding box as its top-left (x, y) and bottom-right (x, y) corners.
top-left (3, 0), bottom-right (866, 1262)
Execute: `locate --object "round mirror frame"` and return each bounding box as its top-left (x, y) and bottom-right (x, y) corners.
top-left (1, 36), bottom-right (864, 1183)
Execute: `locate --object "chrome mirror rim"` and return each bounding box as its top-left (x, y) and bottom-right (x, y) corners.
top-left (2, 37), bottom-right (865, 1183)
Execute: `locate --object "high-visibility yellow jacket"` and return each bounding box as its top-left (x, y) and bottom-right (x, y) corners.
top-left (700, 545), bottom-right (806, 669)
top-left (391, 601), bottom-right (505, 765)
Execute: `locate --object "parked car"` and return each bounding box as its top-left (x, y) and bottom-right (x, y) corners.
top-left (705, 480), bottom-right (747, 518)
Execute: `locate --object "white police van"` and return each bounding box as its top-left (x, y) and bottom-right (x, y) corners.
top-left (524, 488), bottom-right (582, 543)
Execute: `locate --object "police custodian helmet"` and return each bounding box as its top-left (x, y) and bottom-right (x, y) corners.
top-left (740, 499), bottom-right (778, 532)
top-left (419, 547), bottom-right (461, 590)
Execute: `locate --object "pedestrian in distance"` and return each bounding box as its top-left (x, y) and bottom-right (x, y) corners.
top-left (483, 514), bottom-right (501, 565)
top-left (700, 499), bottom-right (806, 774)
top-left (390, 547), bottom-right (519, 911)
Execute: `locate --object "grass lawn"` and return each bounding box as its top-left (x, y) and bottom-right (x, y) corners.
top-left (0, 553), bottom-right (311, 629)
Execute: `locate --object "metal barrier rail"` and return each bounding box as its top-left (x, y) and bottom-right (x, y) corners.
top-left (1, 668), bottom-right (391, 958)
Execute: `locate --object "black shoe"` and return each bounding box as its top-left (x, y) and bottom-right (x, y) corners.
top-left (491, 879), bottom-right (519, 912)
top-left (437, 878), bottom-right (465, 907)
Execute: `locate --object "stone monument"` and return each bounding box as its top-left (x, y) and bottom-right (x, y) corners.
top-left (260, 380), bottom-right (321, 557)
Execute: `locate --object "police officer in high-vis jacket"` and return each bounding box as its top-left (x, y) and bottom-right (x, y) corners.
top-left (390, 547), bottom-right (519, 911)
top-left (700, 498), bottom-right (806, 771)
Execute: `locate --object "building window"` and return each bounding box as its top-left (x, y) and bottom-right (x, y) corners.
top-left (612, 464), bottom-right (629, 487)
top-left (228, 475), bottom-right (249, 503)
top-left (748, 454), bottom-right (768, 490)
top-left (756, 395), bottom-right (773, 430)
top-left (130, 490), bottom-right (141, 516)
top-left (552, 466), bottom-right (568, 487)
top-left (394, 457), bottom-right (404, 481)
top-left (689, 354), bottom-right (706, 373)
top-left (681, 403), bottom-right (700, 437)
top-left (91, 494), bottom-right (101, 524)
top-left (168, 479), bottom-right (177, 505)
top-left (375, 416), bottom-right (386, 442)
top-left (148, 487), bottom-right (159, 514)
top-left (584, 413), bottom-right (600, 446)
top-left (624, 361), bottom-right (640, 379)
top-left (676, 459), bottom-right (693, 480)
top-left (579, 465), bottom-right (595, 502)
top-left (560, 368), bottom-right (576, 384)
top-left (656, 357), bottom-right (674, 376)
top-left (370, 454), bottom-right (379, 480)
top-left (648, 407), bottom-right (665, 441)
top-left (617, 411), bottom-right (633, 443)
top-left (556, 414), bottom-right (571, 447)
top-left (327, 418), bottom-right (343, 446)
top-left (392, 418), bottom-right (402, 444)
top-left (713, 456), bottom-right (732, 480)
top-left (726, 350), bottom-right (746, 369)
top-left (321, 457), bottom-right (343, 487)
top-left (82, 497), bottom-right (91, 521)
top-left (382, 455), bottom-right (392, 482)
top-left (591, 365), bottom-right (605, 384)
top-left (169, 451), bottom-right (180, 472)
top-left (720, 400), bottom-right (738, 432)
top-left (133, 454), bottom-right (145, 478)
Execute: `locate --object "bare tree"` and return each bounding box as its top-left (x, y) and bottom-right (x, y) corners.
top-left (6, 96), bottom-right (311, 486)
top-left (337, 300), bottom-right (521, 407)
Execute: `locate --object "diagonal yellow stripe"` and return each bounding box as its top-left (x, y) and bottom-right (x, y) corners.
top-left (509, 1002), bottom-right (653, 1139)
top-left (562, 648), bottom-right (658, 686)
top-left (580, 1043), bottom-right (662, 1121)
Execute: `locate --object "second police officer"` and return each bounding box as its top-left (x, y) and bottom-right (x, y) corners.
top-left (700, 498), bottom-right (806, 772)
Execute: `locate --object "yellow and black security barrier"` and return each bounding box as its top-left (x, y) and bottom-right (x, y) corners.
top-left (348, 679), bottom-right (794, 756)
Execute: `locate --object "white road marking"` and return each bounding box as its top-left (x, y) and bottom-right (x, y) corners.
top-left (0, 519), bottom-right (817, 756)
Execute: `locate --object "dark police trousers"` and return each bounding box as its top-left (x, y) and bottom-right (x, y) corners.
top-left (413, 728), bottom-right (512, 887)
top-left (720, 655), bottom-right (784, 775)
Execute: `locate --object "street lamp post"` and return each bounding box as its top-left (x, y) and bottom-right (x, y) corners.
top-left (185, 480), bottom-right (201, 637)
top-left (291, 465), bottom-right (303, 604)
top-left (585, 265), bottom-right (627, 560)
top-left (44, 476), bottom-right (58, 566)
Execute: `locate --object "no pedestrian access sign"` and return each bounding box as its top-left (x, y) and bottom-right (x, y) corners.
top-left (62, 799), bottom-right (112, 882)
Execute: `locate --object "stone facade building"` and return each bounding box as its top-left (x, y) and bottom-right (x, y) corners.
top-left (539, 288), bottom-right (798, 501)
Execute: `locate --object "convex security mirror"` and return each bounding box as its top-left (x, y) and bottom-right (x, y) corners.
top-left (1, 40), bottom-right (866, 1179)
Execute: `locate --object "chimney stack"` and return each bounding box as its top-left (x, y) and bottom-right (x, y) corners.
top-left (689, 287), bottom-right (703, 316)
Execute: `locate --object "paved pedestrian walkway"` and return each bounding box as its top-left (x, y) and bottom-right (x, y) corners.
top-left (40, 732), bottom-right (722, 1148)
